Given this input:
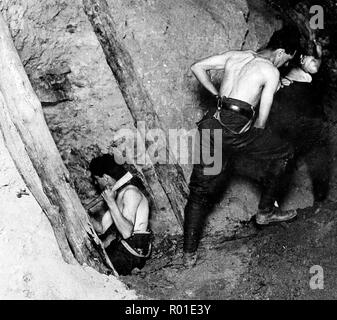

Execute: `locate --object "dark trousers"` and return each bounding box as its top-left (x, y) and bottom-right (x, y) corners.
top-left (273, 117), bottom-right (330, 201)
top-left (184, 109), bottom-right (294, 253)
top-left (106, 232), bottom-right (152, 275)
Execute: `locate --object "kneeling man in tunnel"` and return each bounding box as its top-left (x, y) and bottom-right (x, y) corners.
top-left (88, 154), bottom-right (152, 276)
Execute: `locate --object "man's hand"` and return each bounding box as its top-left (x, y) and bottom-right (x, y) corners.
top-left (101, 186), bottom-right (117, 206)
top-left (281, 77), bottom-right (292, 87)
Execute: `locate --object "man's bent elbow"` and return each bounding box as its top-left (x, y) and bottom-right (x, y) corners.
top-left (254, 119), bottom-right (266, 129)
top-left (121, 229), bottom-right (133, 240)
top-left (190, 62), bottom-right (200, 74)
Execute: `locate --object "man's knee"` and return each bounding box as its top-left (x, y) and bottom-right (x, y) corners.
top-left (185, 190), bottom-right (211, 212)
top-left (188, 177), bottom-right (222, 200)
top-left (268, 156), bottom-right (293, 178)
top-left (279, 138), bottom-right (294, 161)
top-left (275, 140), bottom-right (295, 174)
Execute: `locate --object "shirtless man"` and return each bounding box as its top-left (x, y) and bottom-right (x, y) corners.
top-left (88, 154), bottom-right (151, 275)
top-left (184, 28), bottom-right (300, 267)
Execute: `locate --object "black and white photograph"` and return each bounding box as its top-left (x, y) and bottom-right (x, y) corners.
top-left (0, 0), bottom-right (336, 307)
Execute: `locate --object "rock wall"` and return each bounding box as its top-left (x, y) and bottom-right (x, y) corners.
top-left (1, 0), bottom-right (314, 238)
top-left (108, 0), bottom-right (281, 133)
top-left (100, 0), bottom-right (312, 233)
top-left (0, 0), bottom-right (180, 235)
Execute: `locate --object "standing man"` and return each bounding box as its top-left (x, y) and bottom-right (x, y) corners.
top-left (184, 28), bottom-right (300, 267)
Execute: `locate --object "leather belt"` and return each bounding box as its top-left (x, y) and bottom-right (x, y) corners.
top-left (121, 240), bottom-right (152, 258)
top-left (223, 103), bottom-right (253, 119)
top-left (212, 96), bottom-right (255, 135)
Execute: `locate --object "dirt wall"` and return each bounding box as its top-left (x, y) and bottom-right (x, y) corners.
top-left (1, 0), bottom-right (314, 239)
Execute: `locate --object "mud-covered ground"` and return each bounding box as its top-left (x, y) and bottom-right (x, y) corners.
top-left (121, 201), bottom-right (337, 300)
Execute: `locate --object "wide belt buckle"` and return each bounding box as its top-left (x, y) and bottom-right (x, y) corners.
top-left (228, 104), bottom-right (240, 112)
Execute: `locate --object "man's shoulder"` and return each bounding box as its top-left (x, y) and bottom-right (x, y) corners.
top-left (256, 60), bottom-right (279, 77)
top-left (223, 49), bottom-right (255, 57)
top-left (122, 185), bottom-right (142, 201)
top-left (220, 50), bottom-right (256, 65)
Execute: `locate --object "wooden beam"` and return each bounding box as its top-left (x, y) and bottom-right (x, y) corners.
top-left (0, 13), bottom-right (115, 275)
top-left (82, 0), bottom-right (189, 228)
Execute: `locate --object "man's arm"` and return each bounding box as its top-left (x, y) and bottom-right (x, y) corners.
top-left (254, 68), bottom-right (280, 129)
top-left (190, 53), bottom-right (230, 96)
top-left (102, 188), bottom-right (142, 239)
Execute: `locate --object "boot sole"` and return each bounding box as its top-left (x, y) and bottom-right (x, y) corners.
top-left (256, 212), bottom-right (297, 226)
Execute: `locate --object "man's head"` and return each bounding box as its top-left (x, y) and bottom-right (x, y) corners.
top-left (89, 154), bottom-right (127, 191)
top-left (266, 27), bottom-right (300, 68)
top-left (299, 40), bottom-right (322, 74)
top-left (300, 54), bottom-right (321, 74)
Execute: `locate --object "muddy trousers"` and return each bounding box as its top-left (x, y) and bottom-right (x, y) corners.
top-left (183, 114), bottom-right (294, 254)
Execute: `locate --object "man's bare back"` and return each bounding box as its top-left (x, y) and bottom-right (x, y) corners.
top-left (191, 49), bottom-right (284, 128)
top-left (115, 185), bottom-right (149, 233)
top-left (219, 50), bottom-right (279, 106)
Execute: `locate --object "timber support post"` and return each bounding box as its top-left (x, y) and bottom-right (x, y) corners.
top-left (82, 0), bottom-right (189, 228)
top-left (0, 13), bottom-right (116, 275)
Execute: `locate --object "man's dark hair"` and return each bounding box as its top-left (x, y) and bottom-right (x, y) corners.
top-left (281, 49), bottom-right (302, 73)
top-left (266, 26), bottom-right (300, 56)
top-left (89, 154), bottom-right (146, 192)
top-left (89, 154), bottom-right (127, 181)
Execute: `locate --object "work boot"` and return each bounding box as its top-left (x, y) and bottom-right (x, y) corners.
top-left (256, 206), bottom-right (297, 225)
top-left (183, 252), bottom-right (197, 269)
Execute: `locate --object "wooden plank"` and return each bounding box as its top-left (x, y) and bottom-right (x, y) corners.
top-left (82, 0), bottom-right (189, 228)
top-left (0, 13), bottom-right (115, 275)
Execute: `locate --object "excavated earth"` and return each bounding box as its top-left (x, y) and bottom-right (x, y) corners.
top-left (2, 0), bottom-right (337, 300)
top-left (121, 201), bottom-right (337, 300)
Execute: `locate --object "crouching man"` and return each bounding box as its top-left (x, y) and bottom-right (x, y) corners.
top-left (88, 154), bottom-right (152, 276)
